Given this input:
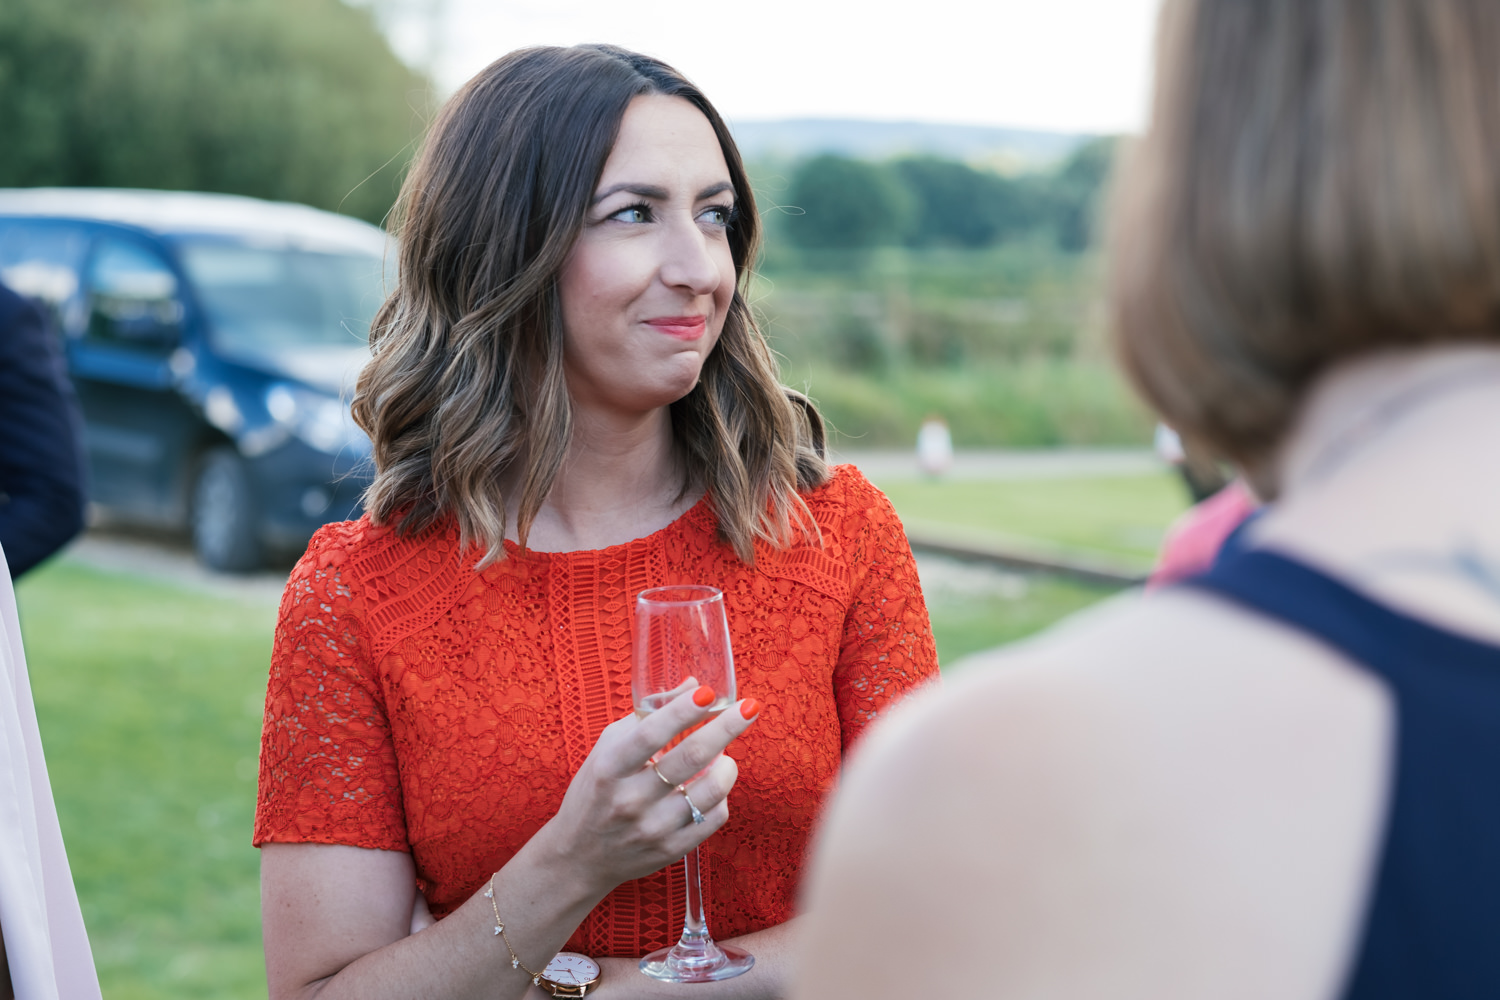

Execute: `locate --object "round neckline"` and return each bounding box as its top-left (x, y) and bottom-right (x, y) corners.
top-left (498, 491), bottom-right (714, 561)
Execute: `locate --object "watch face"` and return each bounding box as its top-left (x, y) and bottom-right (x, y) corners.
top-left (543, 952), bottom-right (601, 986)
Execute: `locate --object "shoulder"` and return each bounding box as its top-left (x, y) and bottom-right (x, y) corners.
top-left (0, 283), bottom-right (38, 329)
top-left (747, 465), bottom-right (897, 603)
top-left (800, 463), bottom-right (889, 517)
top-left (798, 463), bottom-right (906, 547)
top-left (286, 514), bottom-right (471, 658)
top-left (802, 588), bottom-right (1390, 997)
top-left (859, 586), bottom-right (1391, 815)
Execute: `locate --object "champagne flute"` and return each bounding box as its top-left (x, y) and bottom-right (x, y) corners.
top-left (633, 585), bottom-right (755, 983)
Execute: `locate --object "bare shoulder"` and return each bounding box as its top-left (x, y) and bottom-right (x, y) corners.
top-left (796, 590), bottom-right (1392, 1000)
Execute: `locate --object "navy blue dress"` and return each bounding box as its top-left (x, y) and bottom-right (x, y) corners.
top-left (1193, 547), bottom-right (1500, 999)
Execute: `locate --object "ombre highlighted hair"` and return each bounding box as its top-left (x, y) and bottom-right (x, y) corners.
top-left (353, 45), bottom-right (828, 565)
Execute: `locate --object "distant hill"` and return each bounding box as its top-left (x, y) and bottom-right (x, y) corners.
top-left (726, 118), bottom-right (1093, 171)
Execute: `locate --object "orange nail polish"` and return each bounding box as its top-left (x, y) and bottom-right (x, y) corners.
top-left (693, 685), bottom-right (716, 707)
top-left (740, 698), bottom-right (761, 720)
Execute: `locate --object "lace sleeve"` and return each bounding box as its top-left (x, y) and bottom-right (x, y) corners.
top-left (253, 524), bottom-right (408, 851)
top-left (832, 473), bottom-right (941, 754)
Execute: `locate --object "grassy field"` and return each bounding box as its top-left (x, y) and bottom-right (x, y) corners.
top-left (881, 472), bottom-right (1189, 569)
top-left (17, 562), bottom-right (274, 999)
top-left (750, 242), bottom-right (1155, 449)
top-left (13, 470), bottom-right (1186, 998)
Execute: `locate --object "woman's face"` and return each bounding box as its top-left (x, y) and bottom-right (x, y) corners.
top-left (558, 94), bottom-right (738, 419)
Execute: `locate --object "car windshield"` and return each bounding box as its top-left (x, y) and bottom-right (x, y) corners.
top-left (177, 241), bottom-right (390, 356)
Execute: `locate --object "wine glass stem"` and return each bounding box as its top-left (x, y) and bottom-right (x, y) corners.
top-left (681, 847), bottom-right (710, 944)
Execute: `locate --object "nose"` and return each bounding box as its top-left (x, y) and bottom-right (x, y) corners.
top-left (658, 212), bottom-right (724, 297)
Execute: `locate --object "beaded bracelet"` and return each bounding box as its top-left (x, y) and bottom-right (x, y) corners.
top-left (486, 872), bottom-right (545, 987)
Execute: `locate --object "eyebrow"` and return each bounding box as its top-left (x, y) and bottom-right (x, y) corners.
top-left (590, 181), bottom-right (735, 205)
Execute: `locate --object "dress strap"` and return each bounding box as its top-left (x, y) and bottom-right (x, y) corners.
top-left (1189, 547), bottom-right (1500, 999)
top-left (1192, 547), bottom-right (1500, 692)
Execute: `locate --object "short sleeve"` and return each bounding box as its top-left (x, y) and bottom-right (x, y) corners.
top-left (831, 471), bottom-right (941, 753)
top-left (253, 523), bottom-right (409, 851)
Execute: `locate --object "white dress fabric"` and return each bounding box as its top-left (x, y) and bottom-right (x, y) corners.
top-left (0, 544), bottom-right (100, 999)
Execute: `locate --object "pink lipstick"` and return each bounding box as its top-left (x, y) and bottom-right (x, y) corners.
top-left (645, 315), bottom-right (707, 340)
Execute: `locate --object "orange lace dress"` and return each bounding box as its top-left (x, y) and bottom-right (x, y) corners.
top-left (253, 464), bottom-right (938, 957)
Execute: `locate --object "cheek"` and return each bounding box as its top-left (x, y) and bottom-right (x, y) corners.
top-left (559, 242), bottom-right (650, 327)
top-left (712, 250), bottom-right (737, 320)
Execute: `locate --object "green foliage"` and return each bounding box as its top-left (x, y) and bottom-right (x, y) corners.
top-left (783, 154), bottom-right (912, 250)
top-left (0, 0), bottom-right (428, 223)
top-left (1043, 137), bottom-right (1118, 252)
top-left (785, 360), bottom-right (1152, 450)
top-left (889, 155), bottom-right (1034, 248)
top-left (774, 139), bottom-right (1119, 256)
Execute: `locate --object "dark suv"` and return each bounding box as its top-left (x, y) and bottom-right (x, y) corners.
top-left (0, 188), bottom-right (389, 570)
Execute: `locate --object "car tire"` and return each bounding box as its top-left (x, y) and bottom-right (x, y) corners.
top-left (192, 446), bottom-right (263, 572)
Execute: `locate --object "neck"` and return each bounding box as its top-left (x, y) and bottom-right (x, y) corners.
top-left (1278, 345), bottom-right (1500, 495)
top-left (509, 404), bottom-right (699, 553)
top-left (1252, 343), bottom-right (1500, 641)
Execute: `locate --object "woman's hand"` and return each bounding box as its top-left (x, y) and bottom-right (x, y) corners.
top-left (537, 685), bottom-right (761, 897)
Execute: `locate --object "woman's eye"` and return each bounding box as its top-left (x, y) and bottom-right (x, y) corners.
top-left (609, 205), bottom-right (652, 224)
top-left (700, 205), bottom-right (733, 227)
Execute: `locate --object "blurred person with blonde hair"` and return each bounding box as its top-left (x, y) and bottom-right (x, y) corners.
top-left (796, 1), bottom-right (1500, 997)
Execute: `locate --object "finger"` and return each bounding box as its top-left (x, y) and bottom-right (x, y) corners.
top-left (653, 697), bottom-right (760, 785)
top-left (661, 794), bottom-right (731, 857)
top-left (611, 684), bottom-right (721, 776)
top-left (682, 753), bottom-right (737, 814)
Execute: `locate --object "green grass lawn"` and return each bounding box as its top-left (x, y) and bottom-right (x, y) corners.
top-left (16, 561), bottom-right (274, 1000)
top-left (14, 471), bottom-right (1180, 999)
top-left (879, 471), bottom-right (1190, 569)
top-left (919, 568), bottom-right (1121, 665)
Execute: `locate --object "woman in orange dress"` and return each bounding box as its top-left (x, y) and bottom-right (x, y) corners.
top-left (253, 44), bottom-right (938, 1000)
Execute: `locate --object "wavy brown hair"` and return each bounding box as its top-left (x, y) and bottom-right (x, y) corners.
top-left (1110, 0), bottom-right (1500, 474)
top-left (353, 45), bottom-right (828, 564)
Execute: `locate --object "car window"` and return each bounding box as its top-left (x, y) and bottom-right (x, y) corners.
top-left (176, 242), bottom-right (388, 359)
top-left (85, 238), bottom-right (184, 350)
top-left (0, 221), bottom-right (90, 332)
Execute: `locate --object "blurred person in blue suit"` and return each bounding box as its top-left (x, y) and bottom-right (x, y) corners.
top-left (0, 282), bottom-right (86, 579)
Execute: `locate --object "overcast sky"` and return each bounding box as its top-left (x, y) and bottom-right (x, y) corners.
top-left (372, 0), bottom-right (1164, 135)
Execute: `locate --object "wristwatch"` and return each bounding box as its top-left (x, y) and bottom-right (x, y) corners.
top-left (538, 952), bottom-right (602, 997)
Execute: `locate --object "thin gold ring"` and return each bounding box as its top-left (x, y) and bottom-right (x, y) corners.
top-left (650, 760), bottom-right (675, 788)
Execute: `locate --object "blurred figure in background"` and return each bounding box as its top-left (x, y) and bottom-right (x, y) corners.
top-left (0, 543), bottom-right (101, 999)
top-left (0, 282), bottom-right (86, 579)
top-left (797, 1), bottom-right (1500, 998)
top-left (915, 413), bottom-right (953, 477)
top-left (1148, 477), bottom-right (1259, 587)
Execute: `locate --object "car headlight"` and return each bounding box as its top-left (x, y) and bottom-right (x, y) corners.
top-left (265, 383), bottom-right (370, 456)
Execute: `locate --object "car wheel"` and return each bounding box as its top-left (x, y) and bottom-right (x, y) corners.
top-left (192, 446), bottom-right (262, 572)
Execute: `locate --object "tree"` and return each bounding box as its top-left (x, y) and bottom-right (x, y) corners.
top-left (784, 155), bottom-right (911, 250)
top-left (1042, 137), bottom-right (1118, 253)
top-left (0, 0), bottom-right (429, 224)
top-left (889, 156), bottom-right (1036, 248)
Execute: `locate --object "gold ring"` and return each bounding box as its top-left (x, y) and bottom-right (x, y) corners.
top-left (650, 760), bottom-right (675, 788)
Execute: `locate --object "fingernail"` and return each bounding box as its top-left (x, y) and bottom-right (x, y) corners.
top-left (739, 698), bottom-right (761, 720)
top-left (693, 685), bottom-right (716, 707)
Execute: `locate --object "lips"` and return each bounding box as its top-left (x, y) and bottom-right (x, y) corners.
top-left (645, 315), bottom-right (708, 340)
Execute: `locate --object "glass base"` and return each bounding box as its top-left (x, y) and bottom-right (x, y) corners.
top-left (639, 941), bottom-right (754, 983)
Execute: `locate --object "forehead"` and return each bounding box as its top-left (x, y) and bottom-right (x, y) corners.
top-left (599, 94), bottom-right (731, 190)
